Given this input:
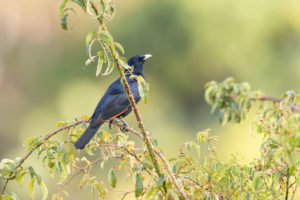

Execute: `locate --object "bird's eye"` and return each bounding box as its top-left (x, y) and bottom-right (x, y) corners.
top-left (135, 58), bottom-right (139, 61)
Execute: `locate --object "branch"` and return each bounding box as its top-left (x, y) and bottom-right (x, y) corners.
top-left (258, 96), bottom-right (300, 112)
top-left (62, 155), bottom-right (107, 186)
top-left (0, 180), bottom-right (8, 196)
top-left (285, 170), bottom-right (290, 200)
top-left (96, 143), bottom-right (153, 176)
top-left (0, 119), bottom-right (87, 196)
top-left (174, 174), bottom-right (200, 186)
top-left (291, 185), bottom-right (297, 200)
top-left (120, 190), bottom-right (134, 200)
top-left (111, 120), bottom-right (190, 200)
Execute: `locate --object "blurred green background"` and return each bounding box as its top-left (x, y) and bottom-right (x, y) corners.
top-left (1, 0), bottom-right (300, 199)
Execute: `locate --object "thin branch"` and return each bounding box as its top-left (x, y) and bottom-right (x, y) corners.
top-left (291, 185), bottom-right (297, 200)
top-left (285, 170), bottom-right (290, 200)
top-left (97, 142), bottom-right (153, 176)
top-left (61, 156), bottom-right (105, 186)
top-left (112, 120), bottom-right (190, 200)
top-left (120, 190), bottom-right (134, 200)
top-left (207, 139), bottom-right (220, 164)
top-left (0, 179), bottom-right (8, 196)
top-left (257, 96), bottom-right (300, 112)
top-left (174, 174), bottom-right (200, 186)
top-left (289, 181), bottom-right (296, 189)
top-left (0, 119), bottom-right (87, 196)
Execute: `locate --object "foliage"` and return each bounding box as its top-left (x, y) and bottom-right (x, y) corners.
top-left (1, 1), bottom-right (300, 200)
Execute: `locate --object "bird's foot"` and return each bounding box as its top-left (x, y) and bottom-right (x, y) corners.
top-left (117, 118), bottom-right (128, 132)
top-left (120, 124), bottom-right (128, 132)
top-left (108, 118), bottom-right (128, 132)
top-left (118, 118), bottom-right (129, 127)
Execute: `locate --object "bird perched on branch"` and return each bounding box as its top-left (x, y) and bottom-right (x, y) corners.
top-left (75, 54), bottom-right (152, 149)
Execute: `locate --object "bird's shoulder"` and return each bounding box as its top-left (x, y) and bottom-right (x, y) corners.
top-left (106, 78), bottom-right (124, 95)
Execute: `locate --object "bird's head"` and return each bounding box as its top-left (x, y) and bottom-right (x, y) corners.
top-left (127, 54), bottom-right (152, 75)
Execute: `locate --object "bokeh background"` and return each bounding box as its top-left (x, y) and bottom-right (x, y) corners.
top-left (1, 0), bottom-right (300, 199)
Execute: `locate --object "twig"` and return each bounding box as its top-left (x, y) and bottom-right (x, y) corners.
top-left (120, 190), bottom-right (134, 200)
top-left (291, 185), bottom-right (297, 200)
top-left (207, 139), bottom-right (220, 164)
top-left (0, 119), bottom-right (87, 196)
top-left (174, 174), bottom-right (200, 186)
top-left (97, 142), bottom-right (153, 176)
top-left (257, 96), bottom-right (300, 112)
top-left (0, 179), bottom-right (8, 196)
top-left (62, 156), bottom-right (105, 186)
top-left (285, 170), bottom-right (290, 200)
top-left (111, 120), bottom-right (190, 200)
top-left (289, 181), bottom-right (296, 189)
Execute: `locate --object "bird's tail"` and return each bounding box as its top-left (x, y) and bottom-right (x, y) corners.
top-left (74, 122), bottom-right (103, 149)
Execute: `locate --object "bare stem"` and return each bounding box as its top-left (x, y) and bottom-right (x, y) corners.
top-left (174, 175), bottom-right (200, 186)
top-left (285, 170), bottom-right (290, 200)
top-left (0, 179), bottom-right (8, 197)
top-left (62, 156), bottom-right (105, 186)
top-left (258, 96), bottom-right (300, 112)
top-left (291, 185), bottom-right (297, 200)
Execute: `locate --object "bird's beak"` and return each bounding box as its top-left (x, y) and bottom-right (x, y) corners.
top-left (143, 54), bottom-right (152, 60)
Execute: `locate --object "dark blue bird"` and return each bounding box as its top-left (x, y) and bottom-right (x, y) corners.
top-left (75, 54), bottom-right (152, 149)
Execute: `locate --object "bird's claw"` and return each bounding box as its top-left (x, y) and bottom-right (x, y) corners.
top-left (120, 124), bottom-right (128, 132)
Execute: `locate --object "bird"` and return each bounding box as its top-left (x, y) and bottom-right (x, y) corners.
top-left (74, 54), bottom-right (152, 149)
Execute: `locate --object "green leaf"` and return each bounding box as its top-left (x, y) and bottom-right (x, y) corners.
top-left (119, 57), bottom-right (131, 70)
top-left (55, 161), bottom-right (62, 173)
top-left (253, 175), bottom-right (259, 190)
top-left (96, 51), bottom-right (104, 76)
top-left (204, 86), bottom-right (215, 105)
top-left (59, 0), bottom-right (69, 16)
top-left (56, 120), bottom-right (69, 128)
top-left (108, 169), bottom-right (117, 188)
top-left (40, 182), bottom-right (48, 200)
top-left (23, 137), bottom-right (34, 146)
top-left (16, 171), bottom-right (27, 187)
top-left (71, 0), bottom-right (86, 11)
top-left (136, 75), bottom-right (149, 104)
top-left (289, 165), bottom-right (296, 175)
top-left (156, 174), bottom-right (165, 186)
top-left (86, 30), bottom-right (97, 47)
top-left (145, 186), bottom-right (155, 199)
top-left (28, 177), bottom-right (36, 198)
top-left (60, 8), bottom-right (79, 31)
top-left (245, 192), bottom-right (250, 200)
top-left (7, 192), bottom-right (19, 200)
top-left (57, 142), bottom-right (64, 152)
top-left (62, 152), bottom-right (69, 164)
top-left (28, 166), bottom-right (35, 178)
top-left (114, 42), bottom-right (124, 55)
top-left (108, 1), bottom-right (116, 18)
top-left (61, 13), bottom-right (69, 30)
top-left (102, 48), bottom-right (114, 75)
top-left (100, 31), bottom-right (113, 47)
top-left (135, 174), bottom-right (143, 197)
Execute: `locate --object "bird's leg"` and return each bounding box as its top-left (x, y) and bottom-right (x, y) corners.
top-left (108, 119), bottom-right (115, 130)
top-left (118, 118), bottom-right (129, 132)
top-left (119, 118), bottom-right (129, 127)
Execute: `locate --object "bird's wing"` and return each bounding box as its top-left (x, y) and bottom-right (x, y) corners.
top-left (100, 93), bottom-right (130, 120)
